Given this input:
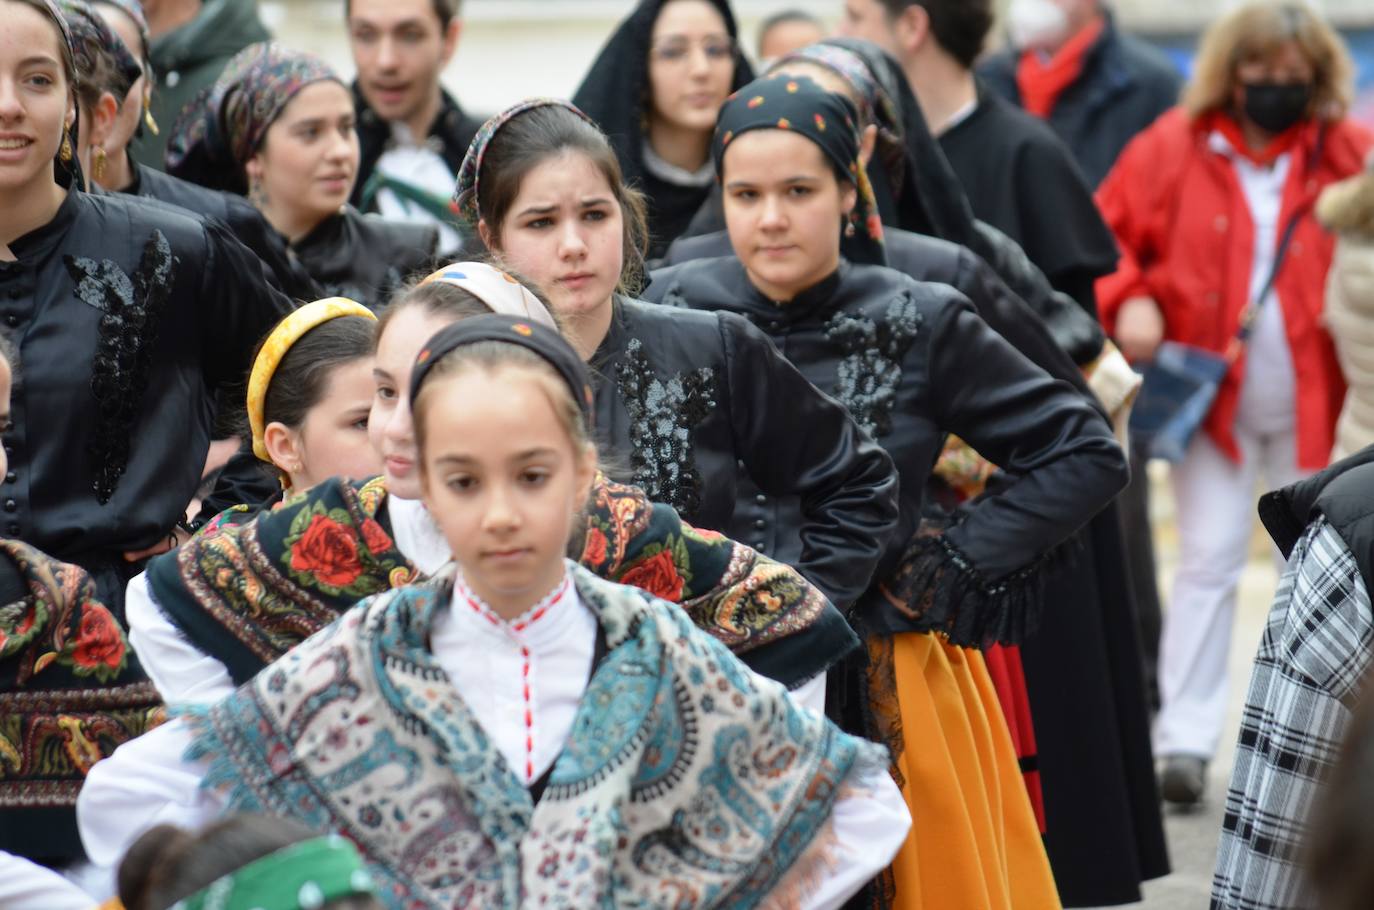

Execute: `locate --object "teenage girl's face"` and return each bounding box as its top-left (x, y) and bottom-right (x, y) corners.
top-left (647, 0), bottom-right (735, 136)
top-left (290, 358), bottom-right (382, 492)
top-left (369, 306), bottom-right (454, 500)
top-left (490, 150), bottom-right (623, 325)
top-left (420, 365), bottom-right (595, 617)
top-left (246, 81), bottom-right (359, 233)
top-left (94, 4), bottom-right (146, 161)
top-left (0, 1), bottom-right (73, 195)
top-left (722, 128), bottom-right (856, 302)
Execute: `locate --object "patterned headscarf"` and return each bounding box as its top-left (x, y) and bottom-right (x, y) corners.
top-left (713, 74), bottom-right (885, 264)
top-left (165, 42), bottom-right (341, 194)
top-left (418, 261), bottom-right (560, 330)
top-left (60, 0), bottom-right (142, 101)
top-left (91, 0), bottom-right (147, 57)
top-left (172, 835), bottom-right (377, 910)
top-left (453, 98), bottom-right (599, 227)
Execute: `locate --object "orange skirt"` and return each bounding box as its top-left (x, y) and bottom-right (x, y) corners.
top-left (867, 632), bottom-right (1060, 910)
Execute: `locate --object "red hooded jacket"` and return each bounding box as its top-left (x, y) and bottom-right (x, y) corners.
top-left (1097, 107), bottom-right (1371, 469)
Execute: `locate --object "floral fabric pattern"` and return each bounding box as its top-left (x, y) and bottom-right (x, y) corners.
top-left (0, 539), bottom-right (161, 815)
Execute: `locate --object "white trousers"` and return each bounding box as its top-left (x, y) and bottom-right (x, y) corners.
top-left (1155, 425), bottom-right (1307, 759)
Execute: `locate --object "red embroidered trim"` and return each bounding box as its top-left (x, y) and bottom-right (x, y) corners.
top-left (458, 574), bottom-right (571, 782)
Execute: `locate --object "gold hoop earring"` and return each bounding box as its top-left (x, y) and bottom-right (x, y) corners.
top-left (93, 147), bottom-right (107, 181)
top-left (59, 132), bottom-right (73, 163)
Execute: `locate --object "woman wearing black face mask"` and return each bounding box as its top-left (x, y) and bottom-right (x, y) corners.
top-left (1096, 0), bottom-right (1372, 809)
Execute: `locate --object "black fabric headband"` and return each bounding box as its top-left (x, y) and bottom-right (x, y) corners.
top-left (409, 314), bottom-right (595, 430)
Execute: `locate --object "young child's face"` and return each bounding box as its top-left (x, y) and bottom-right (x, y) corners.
top-left (419, 364), bottom-right (593, 614)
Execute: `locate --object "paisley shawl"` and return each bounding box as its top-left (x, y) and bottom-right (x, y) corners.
top-left (180, 563), bottom-right (887, 909)
top-left (148, 475), bottom-right (852, 689)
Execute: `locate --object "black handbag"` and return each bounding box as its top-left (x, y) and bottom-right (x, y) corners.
top-left (1129, 155), bottom-right (1316, 463)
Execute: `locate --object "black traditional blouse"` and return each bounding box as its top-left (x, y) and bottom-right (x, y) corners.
top-left (125, 162), bottom-right (319, 303)
top-left (290, 205), bottom-right (439, 309)
top-left (0, 190), bottom-right (291, 604)
top-left (645, 257), bottom-right (1128, 646)
top-left (590, 297), bottom-right (898, 608)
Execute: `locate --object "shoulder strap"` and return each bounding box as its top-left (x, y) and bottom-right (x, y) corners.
top-left (1228, 123), bottom-right (1329, 363)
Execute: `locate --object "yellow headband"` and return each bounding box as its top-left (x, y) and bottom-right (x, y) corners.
top-left (247, 297), bottom-right (377, 462)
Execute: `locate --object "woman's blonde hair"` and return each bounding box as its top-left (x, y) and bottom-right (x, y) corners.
top-left (1183, 1), bottom-right (1354, 121)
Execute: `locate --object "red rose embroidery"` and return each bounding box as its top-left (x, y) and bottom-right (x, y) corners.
top-left (620, 550), bottom-right (685, 602)
top-left (71, 604), bottom-right (126, 671)
top-left (290, 515), bottom-right (363, 588)
top-left (582, 528), bottom-right (609, 567)
top-left (360, 518), bottom-right (394, 555)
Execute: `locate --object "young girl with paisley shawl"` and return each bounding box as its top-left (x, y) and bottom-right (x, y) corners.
top-left (78, 314), bottom-right (909, 909)
top-left (123, 263), bottom-right (856, 711)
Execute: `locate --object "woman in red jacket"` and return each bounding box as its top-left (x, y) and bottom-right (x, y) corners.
top-left (1096, 0), bottom-right (1371, 806)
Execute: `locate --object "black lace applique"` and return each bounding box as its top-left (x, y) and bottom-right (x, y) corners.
top-left (823, 291), bottom-right (923, 438)
top-left (65, 230), bottom-right (176, 504)
top-left (615, 338), bottom-right (716, 518)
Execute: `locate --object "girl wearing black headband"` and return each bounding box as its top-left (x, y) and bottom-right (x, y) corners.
top-left (82, 313), bottom-right (912, 909)
top-left (645, 73), bottom-right (1130, 908)
top-left (0, 0), bottom-right (290, 613)
top-left (459, 99), bottom-right (899, 629)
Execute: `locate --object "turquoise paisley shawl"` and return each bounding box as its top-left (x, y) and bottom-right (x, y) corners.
top-left (180, 562), bottom-right (887, 909)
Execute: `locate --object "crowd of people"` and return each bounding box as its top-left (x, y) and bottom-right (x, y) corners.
top-left (1, 0), bottom-right (1373, 908)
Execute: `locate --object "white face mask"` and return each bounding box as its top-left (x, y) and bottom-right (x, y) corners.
top-left (1006, 0), bottom-right (1071, 51)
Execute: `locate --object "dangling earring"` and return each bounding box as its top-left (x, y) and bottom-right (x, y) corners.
top-left (249, 177), bottom-right (268, 208)
top-left (143, 99), bottom-right (160, 136)
top-left (844, 220), bottom-right (856, 238)
top-left (93, 146), bottom-right (107, 182)
top-left (59, 131), bottom-right (73, 163)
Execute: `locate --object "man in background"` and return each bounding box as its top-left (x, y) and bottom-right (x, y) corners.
top-left (979, 0), bottom-right (1181, 187)
top-left (347, 0), bottom-right (483, 253)
top-left (133, 0), bottom-right (271, 168)
top-left (756, 9), bottom-right (827, 66)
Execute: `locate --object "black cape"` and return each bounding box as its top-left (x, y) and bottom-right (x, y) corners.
top-left (571, 0), bottom-right (753, 260)
top-left (939, 85), bottom-right (1119, 316)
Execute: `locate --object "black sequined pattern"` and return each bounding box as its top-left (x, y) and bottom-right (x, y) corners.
top-left (615, 338), bottom-right (716, 518)
top-left (823, 291), bottom-right (923, 437)
top-left (65, 230), bottom-right (176, 504)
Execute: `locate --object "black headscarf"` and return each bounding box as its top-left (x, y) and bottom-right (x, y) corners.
top-left (713, 73), bottom-right (886, 265)
top-left (571, 0), bottom-right (755, 258)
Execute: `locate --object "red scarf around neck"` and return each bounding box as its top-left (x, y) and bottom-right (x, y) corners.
top-left (1202, 109), bottom-right (1307, 167)
top-left (1015, 16), bottom-right (1106, 119)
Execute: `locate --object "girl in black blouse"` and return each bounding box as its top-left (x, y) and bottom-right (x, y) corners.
top-left (0, 0), bottom-right (290, 609)
top-left (644, 74), bottom-right (1128, 907)
top-left (165, 42), bottom-right (437, 309)
top-left (454, 99), bottom-right (900, 615)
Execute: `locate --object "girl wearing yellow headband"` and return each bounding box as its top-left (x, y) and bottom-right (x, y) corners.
top-left (244, 298), bottom-right (382, 498)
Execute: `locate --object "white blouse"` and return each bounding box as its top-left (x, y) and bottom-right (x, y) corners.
top-left (81, 573), bottom-right (908, 909)
top-left (0, 852), bottom-right (101, 910)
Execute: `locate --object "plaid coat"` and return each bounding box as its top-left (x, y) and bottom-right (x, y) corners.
top-left (1212, 518), bottom-right (1374, 909)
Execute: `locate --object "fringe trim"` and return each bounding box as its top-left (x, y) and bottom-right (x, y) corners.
top-left (876, 532), bottom-right (1077, 649)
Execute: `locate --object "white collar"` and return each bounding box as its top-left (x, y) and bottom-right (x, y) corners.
top-left (641, 140), bottom-right (716, 187)
top-left (388, 496), bottom-right (453, 576)
top-left (447, 565), bottom-right (580, 648)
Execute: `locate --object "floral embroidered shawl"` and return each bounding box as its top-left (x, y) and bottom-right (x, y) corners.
top-left (181, 563), bottom-right (886, 909)
top-left (0, 539), bottom-right (162, 859)
top-left (148, 475), bottom-right (854, 689)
